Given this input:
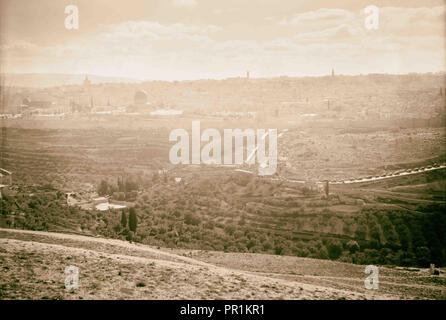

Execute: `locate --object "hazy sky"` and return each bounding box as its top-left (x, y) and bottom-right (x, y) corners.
top-left (1, 0), bottom-right (444, 80)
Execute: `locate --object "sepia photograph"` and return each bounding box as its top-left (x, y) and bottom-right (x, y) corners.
top-left (0, 0), bottom-right (445, 306)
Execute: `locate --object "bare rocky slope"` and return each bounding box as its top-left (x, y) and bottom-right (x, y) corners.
top-left (1, 228), bottom-right (445, 300)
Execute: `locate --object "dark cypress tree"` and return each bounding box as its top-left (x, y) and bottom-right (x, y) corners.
top-left (128, 208), bottom-right (137, 232)
top-left (118, 176), bottom-right (124, 192)
top-left (121, 211), bottom-right (127, 228)
top-left (98, 180), bottom-right (108, 196)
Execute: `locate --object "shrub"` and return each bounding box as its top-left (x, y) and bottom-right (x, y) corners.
top-left (415, 246), bottom-right (431, 267)
top-left (274, 246), bottom-right (283, 255)
top-left (184, 213), bottom-right (200, 226)
top-left (317, 245), bottom-right (329, 260)
top-left (346, 240), bottom-right (360, 253)
top-left (327, 240), bottom-right (343, 260)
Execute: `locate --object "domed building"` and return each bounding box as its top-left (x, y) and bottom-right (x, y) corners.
top-left (22, 97), bottom-right (31, 106)
top-left (126, 89), bottom-right (152, 114)
top-left (134, 90), bottom-right (148, 105)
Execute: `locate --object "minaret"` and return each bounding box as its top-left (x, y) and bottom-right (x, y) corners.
top-left (83, 75), bottom-right (91, 87)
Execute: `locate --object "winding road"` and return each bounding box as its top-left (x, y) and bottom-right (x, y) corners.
top-left (236, 163), bottom-right (446, 185)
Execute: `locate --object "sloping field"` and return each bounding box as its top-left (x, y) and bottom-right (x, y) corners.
top-left (1, 229), bottom-right (445, 300)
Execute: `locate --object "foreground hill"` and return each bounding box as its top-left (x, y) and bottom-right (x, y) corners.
top-left (1, 229), bottom-right (445, 300)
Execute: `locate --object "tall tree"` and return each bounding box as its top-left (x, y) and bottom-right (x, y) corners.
top-left (121, 211), bottom-right (127, 228)
top-left (118, 176), bottom-right (124, 192)
top-left (98, 180), bottom-right (108, 196)
top-left (128, 208), bottom-right (138, 232)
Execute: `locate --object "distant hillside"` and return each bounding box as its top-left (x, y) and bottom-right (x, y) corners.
top-left (1, 73), bottom-right (140, 88)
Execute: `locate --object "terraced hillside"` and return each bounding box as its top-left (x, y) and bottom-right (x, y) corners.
top-left (1, 126), bottom-right (445, 269)
top-left (0, 127), bottom-right (171, 189)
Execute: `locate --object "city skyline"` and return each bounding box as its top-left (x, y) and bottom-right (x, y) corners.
top-left (1, 0), bottom-right (445, 81)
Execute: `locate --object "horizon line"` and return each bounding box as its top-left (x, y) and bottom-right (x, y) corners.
top-left (2, 70), bottom-right (445, 86)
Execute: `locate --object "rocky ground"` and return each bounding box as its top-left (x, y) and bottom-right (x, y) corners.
top-left (1, 228), bottom-right (444, 300)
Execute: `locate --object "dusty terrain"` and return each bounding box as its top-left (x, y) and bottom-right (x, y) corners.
top-left (1, 228), bottom-right (444, 300)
